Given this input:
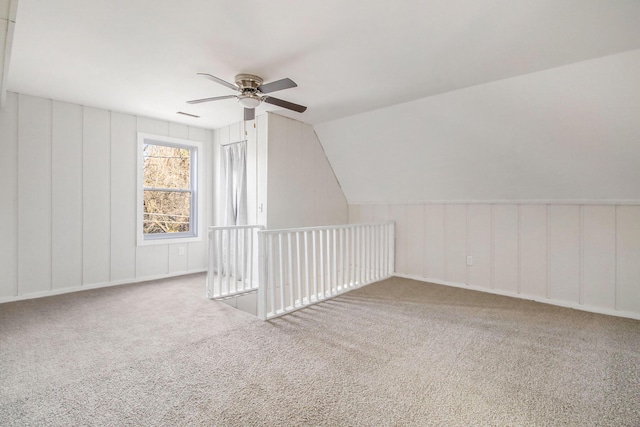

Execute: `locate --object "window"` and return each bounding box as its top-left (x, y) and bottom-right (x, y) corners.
top-left (137, 133), bottom-right (203, 245)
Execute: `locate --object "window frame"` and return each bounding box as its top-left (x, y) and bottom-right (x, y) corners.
top-left (137, 132), bottom-right (204, 246)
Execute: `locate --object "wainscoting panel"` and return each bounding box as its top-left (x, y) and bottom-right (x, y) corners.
top-left (547, 205), bottom-right (580, 303)
top-left (444, 204), bottom-right (467, 284)
top-left (617, 206), bottom-right (640, 313)
top-left (518, 204), bottom-right (547, 298)
top-left (492, 204), bottom-right (519, 294)
top-left (349, 201), bottom-right (640, 319)
top-left (405, 205), bottom-right (425, 277)
top-left (389, 205), bottom-right (407, 275)
top-left (424, 204), bottom-right (445, 280)
top-left (467, 204), bottom-right (491, 288)
top-left (582, 205), bottom-right (616, 309)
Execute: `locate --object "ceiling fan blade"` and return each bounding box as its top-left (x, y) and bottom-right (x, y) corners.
top-left (263, 96), bottom-right (307, 113)
top-left (197, 73), bottom-right (238, 91)
top-left (258, 78), bottom-right (297, 94)
top-left (244, 108), bottom-right (255, 121)
top-left (186, 95), bottom-right (236, 105)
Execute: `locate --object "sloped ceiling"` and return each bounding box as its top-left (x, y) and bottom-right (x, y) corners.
top-left (7, 0), bottom-right (640, 129)
top-left (316, 49), bottom-right (640, 202)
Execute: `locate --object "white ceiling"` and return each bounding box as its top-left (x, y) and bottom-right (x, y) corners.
top-left (8, 0), bottom-right (640, 129)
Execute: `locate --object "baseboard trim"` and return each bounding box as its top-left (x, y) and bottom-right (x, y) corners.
top-left (393, 273), bottom-right (640, 321)
top-left (351, 200), bottom-right (640, 206)
top-left (0, 269), bottom-right (208, 304)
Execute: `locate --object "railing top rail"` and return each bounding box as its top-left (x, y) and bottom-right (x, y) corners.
top-left (258, 221), bottom-right (394, 235)
top-left (208, 224), bottom-right (265, 231)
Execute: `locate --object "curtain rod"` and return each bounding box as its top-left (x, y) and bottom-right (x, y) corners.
top-left (220, 139), bottom-right (247, 147)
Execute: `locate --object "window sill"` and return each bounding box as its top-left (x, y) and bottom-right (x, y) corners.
top-left (137, 235), bottom-right (203, 246)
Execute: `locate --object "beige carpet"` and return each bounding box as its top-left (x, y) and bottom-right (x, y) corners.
top-left (1, 274), bottom-right (639, 426)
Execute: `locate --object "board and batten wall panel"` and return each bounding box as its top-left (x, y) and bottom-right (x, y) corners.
top-left (582, 205), bottom-right (616, 309)
top-left (17, 94), bottom-right (52, 295)
top-left (52, 101), bottom-right (83, 290)
top-left (547, 205), bottom-right (580, 303)
top-left (444, 204), bottom-right (466, 284)
top-left (187, 126), bottom-right (210, 271)
top-left (83, 107), bottom-right (111, 285)
top-left (405, 205), bottom-right (425, 277)
top-left (467, 204), bottom-right (491, 288)
top-left (110, 112), bottom-right (137, 281)
top-left (389, 205), bottom-right (407, 274)
top-left (617, 206), bottom-right (640, 313)
top-left (349, 202), bottom-right (640, 319)
top-left (519, 205), bottom-right (547, 298)
top-left (492, 205), bottom-right (519, 294)
top-left (424, 204), bottom-right (445, 280)
top-left (0, 92), bottom-right (212, 302)
top-left (0, 91), bottom-right (17, 297)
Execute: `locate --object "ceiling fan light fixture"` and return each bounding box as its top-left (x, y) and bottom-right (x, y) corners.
top-left (237, 93), bottom-right (262, 109)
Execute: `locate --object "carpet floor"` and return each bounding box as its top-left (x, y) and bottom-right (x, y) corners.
top-left (1, 274), bottom-right (639, 426)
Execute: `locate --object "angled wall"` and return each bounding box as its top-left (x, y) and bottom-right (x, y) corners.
top-left (316, 49), bottom-right (640, 203)
top-left (266, 113), bottom-right (347, 229)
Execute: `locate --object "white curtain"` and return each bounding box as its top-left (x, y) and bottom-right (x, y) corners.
top-left (222, 141), bottom-right (248, 226)
top-left (221, 141), bottom-right (248, 279)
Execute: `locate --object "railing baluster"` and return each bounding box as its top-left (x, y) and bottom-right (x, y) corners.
top-left (240, 228), bottom-right (246, 292)
top-left (248, 228), bottom-right (254, 290)
top-left (287, 232), bottom-right (294, 310)
top-left (268, 234), bottom-right (276, 316)
top-left (215, 230), bottom-right (222, 297)
top-left (257, 231), bottom-right (265, 320)
top-left (332, 228), bottom-right (338, 295)
top-left (304, 231), bottom-right (310, 304)
top-left (375, 225), bottom-right (380, 280)
top-left (319, 229), bottom-right (325, 298)
top-left (337, 228), bottom-right (345, 291)
top-left (296, 232), bottom-right (302, 308)
top-left (350, 226), bottom-right (354, 287)
top-left (312, 230), bottom-right (318, 301)
top-left (278, 233), bottom-right (285, 314)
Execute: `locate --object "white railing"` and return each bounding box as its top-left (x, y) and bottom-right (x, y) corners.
top-left (257, 222), bottom-right (395, 320)
top-left (206, 225), bottom-right (264, 299)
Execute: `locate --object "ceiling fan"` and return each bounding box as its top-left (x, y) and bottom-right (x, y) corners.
top-left (187, 73), bottom-right (307, 120)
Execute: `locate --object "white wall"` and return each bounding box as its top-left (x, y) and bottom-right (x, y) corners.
top-left (0, 92), bottom-right (213, 301)
top-left (212, 113), bottom-right (348, 230)
top-left (349, 202), bottom-right (640, 320)
top-left (315, 49), bottom-right (640, 203)
top-left (266, 113), bottom-right (347, 229)
top-left (212, 118), bottom-right (264, 227)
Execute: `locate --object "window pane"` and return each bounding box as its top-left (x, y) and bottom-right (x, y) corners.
top-left (143, 190), bottom-right (191, 234)
top-left (143, 144), bottom-right (190, 189)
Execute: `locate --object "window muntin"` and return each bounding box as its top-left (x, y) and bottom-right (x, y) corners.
top-left (137, 134), bottom-right (202, 244)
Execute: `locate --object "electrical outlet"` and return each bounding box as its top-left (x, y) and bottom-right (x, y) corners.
top-left (178, 247), bottom-right (185, 256)
top-left (466, 255), bottom-right (473, 266)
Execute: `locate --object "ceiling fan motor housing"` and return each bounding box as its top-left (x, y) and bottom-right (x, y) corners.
top-left (235, 74), bottom-right (263, 92)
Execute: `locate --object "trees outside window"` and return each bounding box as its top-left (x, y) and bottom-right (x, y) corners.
top-left (137, 134), bottom-right (202, 245)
